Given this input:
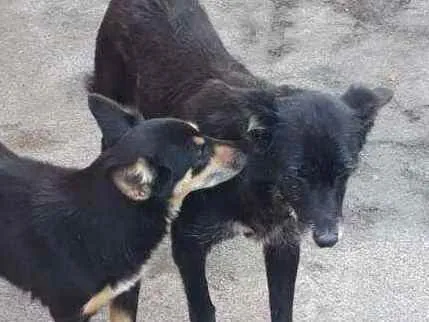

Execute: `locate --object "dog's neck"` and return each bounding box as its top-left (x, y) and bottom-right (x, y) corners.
top-left (55, 163), bottom-right (157, 213)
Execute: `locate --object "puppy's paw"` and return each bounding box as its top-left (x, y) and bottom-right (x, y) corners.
top-left (82, 285), bottom-right (114, 316)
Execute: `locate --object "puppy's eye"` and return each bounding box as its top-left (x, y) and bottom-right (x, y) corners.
top-left (192, 137), bottom-right (206, 158)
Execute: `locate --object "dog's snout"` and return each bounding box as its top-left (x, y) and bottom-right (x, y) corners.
top-left (312, 229), bottom-right (338, 248)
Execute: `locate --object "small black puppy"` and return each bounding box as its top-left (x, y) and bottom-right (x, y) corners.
top-left (0, 94), bottom-right (245, 322)
top-left (88, 0), bottom-right (394, 321)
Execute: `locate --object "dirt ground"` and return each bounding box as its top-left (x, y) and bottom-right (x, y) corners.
top-left (0, 0), bottom-right (427, 321)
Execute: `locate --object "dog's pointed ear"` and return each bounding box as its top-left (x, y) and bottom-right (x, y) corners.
top-left (88, 93), bottom-right (144, 148)
top-left (111, 158), bottom-right (156, 201)
top-left (341, 84), bottom-right (393, 121)
top-left (342, 84), bottom-right (393, 148)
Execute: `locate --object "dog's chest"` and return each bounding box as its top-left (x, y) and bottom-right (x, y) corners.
top-left (233, 196), bottom-right (299, 245)
top-left (111, 234), bottom-right (166, 296)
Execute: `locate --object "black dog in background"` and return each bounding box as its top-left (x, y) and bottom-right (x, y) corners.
top-left (0, 94), bottom-right (245, 322)
top-left (88, 0), bottom-right (394, 321)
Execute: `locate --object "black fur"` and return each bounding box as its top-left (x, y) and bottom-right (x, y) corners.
top-left (89, 0), bottom-right (394, 321)
top-left (0, 94), bottom-right (244, 322)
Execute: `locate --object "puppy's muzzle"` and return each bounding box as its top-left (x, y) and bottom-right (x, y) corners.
top-left (213, 143), bottom-right (247, 172)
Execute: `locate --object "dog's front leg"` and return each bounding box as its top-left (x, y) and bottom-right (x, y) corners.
top-left (263, 242), bottom-right (300, 322)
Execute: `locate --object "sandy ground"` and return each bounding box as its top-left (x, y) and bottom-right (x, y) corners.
top-left (0, 0), bottom-right (428, 321)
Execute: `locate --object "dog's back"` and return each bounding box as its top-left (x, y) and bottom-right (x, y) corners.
top-left (90, 0), bottom-right (262, 117)
top-left (0, 142), bottom-right (72, 295)
top-left (0, 141), bottom-right (66, 181)
top-left (0, 142), bottom-right (33, 228)
top-left (0, 142), bottom-right (68, 222)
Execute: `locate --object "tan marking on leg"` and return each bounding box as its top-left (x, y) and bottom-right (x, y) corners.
top-left (82, 285), bottom-right (114, 316)
top-left (109, 303), bottom-right (133, 322)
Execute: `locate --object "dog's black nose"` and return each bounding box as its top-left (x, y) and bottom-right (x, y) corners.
top-left (313, 230), bottom-right (338, 248)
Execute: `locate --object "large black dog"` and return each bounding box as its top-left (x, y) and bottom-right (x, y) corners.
top-left (88, 0), bottom-right (394, 321)
top-left (0, 94), bottom-right (245, 322)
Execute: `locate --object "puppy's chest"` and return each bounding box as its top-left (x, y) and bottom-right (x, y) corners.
top-left (83, 236), bottom-right (169, 316)
top-left (110, 239), bottom-right (164, 296)
top-left (111, 207), bottom-right (176, 287)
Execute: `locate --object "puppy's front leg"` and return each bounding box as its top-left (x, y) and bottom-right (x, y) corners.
top-left (264, 242), bottom-right (300, 322)
top-left (83, 270), bottom-right (143, 318)
top-left (109, 282), bottom-right (141, 322)
top-left (82, 285), bottom-right (115, 317)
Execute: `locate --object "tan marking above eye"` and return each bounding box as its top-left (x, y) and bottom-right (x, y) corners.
top-left (192, 136), bottom-right (205, 145)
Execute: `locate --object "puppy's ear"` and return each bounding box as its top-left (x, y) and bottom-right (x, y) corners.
top-left (111, 158), bottom-right (156, 201)
top-left (88, 93), bottom-right (144, 149)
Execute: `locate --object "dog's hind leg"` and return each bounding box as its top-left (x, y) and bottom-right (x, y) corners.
top-left (91, 25), bottom-right (136, 106)
top-left (108, 282), bottom-right (141, 322)
top-left (264, 241), bottom-right (300, 322)
top-left (171, 214), bottom-right (234, 322)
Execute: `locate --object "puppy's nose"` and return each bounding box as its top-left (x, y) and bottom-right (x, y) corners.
top-left (312, 230), bottom-right (338, 248)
